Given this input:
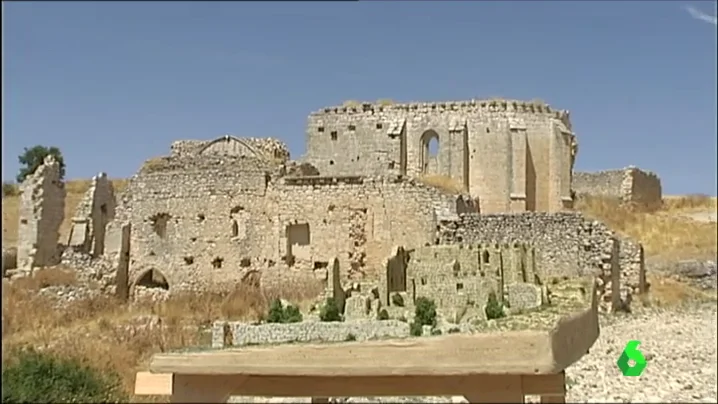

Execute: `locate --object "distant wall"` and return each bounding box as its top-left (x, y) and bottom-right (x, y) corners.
top-left (573, 167), bottom-right (662, 211)
top-left (211, 320), bottom-right (409, 348)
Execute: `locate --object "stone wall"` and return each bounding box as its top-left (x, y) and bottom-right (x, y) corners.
top-left (379, 244), bottom-right (544, 321)
top-left (573, 167), bottom-right (662, 211)
top-left (66, 172), bottom-right (117, 257)
top-left (303, 99), bottom-right (576, 213)
top-left (438, 213), bottom-right (645, 311)
top-left (110, 142), bottom-right (475, 296)
top-left (210, 320), bottom-right (409, 348)
top-left (16, 156), bottom-right (66, 271)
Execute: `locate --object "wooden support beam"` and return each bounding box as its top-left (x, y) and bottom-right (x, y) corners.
top-left (135, 372), bottom-right (566, 401)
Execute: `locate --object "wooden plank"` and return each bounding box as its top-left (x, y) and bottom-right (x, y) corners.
top-left (171, 374), bottom-right (240, 403)
top-left (521, 373), bottom-right (565, 396)
top-left (151, 332), bottom-right (565, 376)
top-left (135, 373), bottom-right (564, 398)
top-left (134, 372), bottom-right (173, 396)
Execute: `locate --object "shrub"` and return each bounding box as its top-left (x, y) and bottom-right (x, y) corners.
top-left (266, 299), bottom-right (303, 324)
top-left (2, 182), bottom-right (18, 197)
top-left (283, 304), bottom-right (303, 323)
top-left (319, 297), bottom-right (342, 322)
top-left (409, 321), bottom-right (423, 337)
top-left (414, 297), bottom-right (437, 327)
top-left (345, 333), bottom-right (357, 341)
top-left (391, 293), bottom-right (405, 307)
top-left (377, 308), bottom-right (389, 321)
top-left (485, 291), bottom-right (505, 320)
top-left (2, 348), bottom-right (126, 403)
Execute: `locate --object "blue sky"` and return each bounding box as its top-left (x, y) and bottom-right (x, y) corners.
top-left (3, 1), bottom-right (717, 195)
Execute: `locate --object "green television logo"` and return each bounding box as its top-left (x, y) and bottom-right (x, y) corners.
top-left (616, 340), bottom-right (647, 376)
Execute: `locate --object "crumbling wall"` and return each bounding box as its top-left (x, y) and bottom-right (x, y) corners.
top-left (170, 136), bottom-right (290, 163)
top-left (122, 153), bottom-right (277, 294)
top-left (119, 155), bottom-right (473, 296)
top-left (379, 243), bottom-right (543, 321)
top-left (16, 156), bottom-right (66, 272)
top-left (211, 320), bottom-right (409, 348)
top-left (438, 213), bottom-right (644, 311)
top-left (67, 172), bottom-right (117, 256)
top-left (277, 175), bottom-right (475, 283)
top-left (573, 167), bottom-right (662, 211)
top-left (304, 99), bottom-right (575, 213)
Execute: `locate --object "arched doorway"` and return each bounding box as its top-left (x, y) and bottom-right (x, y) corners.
top-left (241, 270), bottom-right (262, 289)
top-left (134, 268), bottom-right (170, 290)
top-left (420, 130), bottom-right (440, 174)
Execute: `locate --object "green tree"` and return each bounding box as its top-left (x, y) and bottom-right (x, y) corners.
top-left (16, 145), bottom-right (66, 183)
top-left (2, 348), bottom-right (126, 403)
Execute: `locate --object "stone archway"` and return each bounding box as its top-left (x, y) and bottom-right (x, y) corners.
top-left (241, 270), bottom-right (261, 289)
top-left (420, 130), bottom-right (440, 174)
top-left (134, 268), bottom-right (170, 291)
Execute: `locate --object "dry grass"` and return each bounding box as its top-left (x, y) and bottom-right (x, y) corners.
top-left (639, 273), bottom-right (717, 308)
top-left (417, 175), bottom-right (466, 195)
top-left (1, 178), bottom-right (128, 247)
top-left (2, 270), bottom-right (323, 401)
top-left (575, 195), bottom-right (717, 261)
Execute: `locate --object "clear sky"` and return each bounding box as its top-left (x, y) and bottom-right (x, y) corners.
top-left (3, 1), bottom-right (717, 195)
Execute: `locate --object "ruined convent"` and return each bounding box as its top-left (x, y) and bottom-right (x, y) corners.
top-left (16, 99), bottom-right (663, 314)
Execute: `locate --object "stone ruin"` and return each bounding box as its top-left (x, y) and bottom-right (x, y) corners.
top-left (6, 98), bottom-right (653, 318)
top-left (573, 166), bottom-right (663, 211)
top-left (15, 155), bottom-right (66, 273)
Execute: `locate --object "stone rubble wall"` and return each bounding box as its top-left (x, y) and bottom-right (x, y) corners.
top-left (573, 166), bottom-right (662, 211)
top-left (438, 212), bottom-right (645, 311)
top-left (16, 156), bottom-right (66, 272)
top-left (66, 173), bottom-right (117, 256)
top-left (118, 156), bottom-right (475, 294)
top-left (211, 320), bottom-right (410, 348)
top-left (169, 136), bottom-right (290, 163)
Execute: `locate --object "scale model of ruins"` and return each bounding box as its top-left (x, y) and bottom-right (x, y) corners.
top-left (17, 98), bottom-right (649, 319)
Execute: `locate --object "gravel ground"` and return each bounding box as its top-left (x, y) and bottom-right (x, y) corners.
top-left (564, 303), bottom-right (717, 403)
top-left (230, 302), bottom-right (717, 403)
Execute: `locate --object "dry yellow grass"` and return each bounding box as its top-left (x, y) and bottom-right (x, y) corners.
top-left (2, 268), bottom-right (323, 401)
top-left (2, 178), bottom-right (128, 247)
top-left (575, 195), bottom-right (717, 260)
top-left (638, 273), bottom-right (717, 308)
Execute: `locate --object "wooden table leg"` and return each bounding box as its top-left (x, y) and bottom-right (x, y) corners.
top-left (171, 375), bottom-right (243, 403)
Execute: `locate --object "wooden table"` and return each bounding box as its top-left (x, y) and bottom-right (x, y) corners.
top-left (136, 280), bottom-right (599, 403)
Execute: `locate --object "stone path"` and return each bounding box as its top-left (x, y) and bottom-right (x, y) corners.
top-left (230, 302), bottom-right (717, 403)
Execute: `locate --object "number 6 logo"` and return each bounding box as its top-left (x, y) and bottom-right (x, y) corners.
top-left (616, 340), bottom-right (647, 376)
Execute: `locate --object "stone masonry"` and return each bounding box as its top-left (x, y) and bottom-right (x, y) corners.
top-left (303, 99), bottom-right (577, 213)
top-left (573, 166), bottom-right (663, 211)
top-left (376, 244), bottom-right (546, 321)
top-left (12, 98), bottom-right (648, 315)
top-left (67, 172), bottom-right (117, 257)
top-left (16, 155), bottom-right (66, 272)
top-left (437, 213), bottom-right (645, 311)
top-left (211, 320), bottom-right (409, 348)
